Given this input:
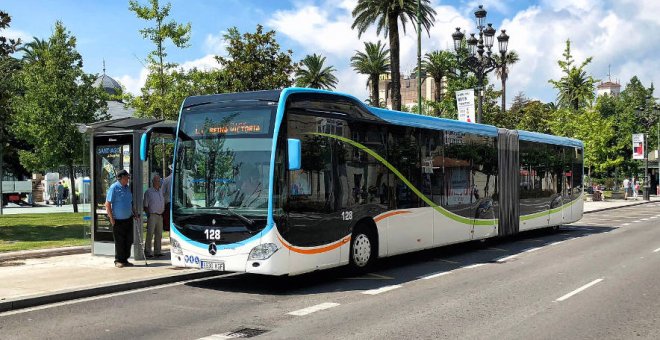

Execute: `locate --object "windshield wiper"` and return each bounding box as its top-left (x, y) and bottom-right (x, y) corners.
top-left (216, 207), bottom-right (257, 231)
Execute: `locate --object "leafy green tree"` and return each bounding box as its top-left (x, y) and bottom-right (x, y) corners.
top-left (515, 99), bottom-right (553, 134)
top-left (18, 37), bottom-right (49, 63)
top-left (128, 0), bottom-right (191, 120)
top-left (421, 50), bottom-right (455, 103)
top-left (11, 22), bottom-right (108, 212)
top-left (352, 0), bottom-right (436, 111)
top-left (215, 25), bottom-right (296, 92)
top-left (1, 11), bottom-right (20, 55)
top-left (493, 50), bottom-right (519, 113)
top-left (548, 39), bottom-right (598, 111)
top-left (1, 11), bottom-right (27, 214)
top-left (551, 107), bottom-right (616, 178)
top-left (295, 53), bottom-right (338, 90)
top-left (351, 40), bottom-right (390, 106)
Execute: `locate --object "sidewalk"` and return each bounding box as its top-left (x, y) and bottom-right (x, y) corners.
top-left (1, 197), bottom-right (658, 313)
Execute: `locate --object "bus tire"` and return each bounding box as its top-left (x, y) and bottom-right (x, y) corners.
top-left (349, 223), bottom-right (376, 272)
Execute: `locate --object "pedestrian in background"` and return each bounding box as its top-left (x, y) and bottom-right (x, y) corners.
top-left (623, 177), bottom-right (630, 200)
top-left (105, 169), bottom-right (137, 268)
top-left (143, 174), bottom-right (164, 258)
top-left (162, 165), bottom-right (172, 232)
top-left (633, 177), bottom-right (639, 200)
top-left (56, 181), bottom-right (64, 207)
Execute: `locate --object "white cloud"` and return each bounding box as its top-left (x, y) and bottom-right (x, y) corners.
top-left (501, 1), bottom-right (660, 104)
top-left (179, 54), bottom-right (219, 72)
top-left (115, 68), bottom-right (149, 96)
top-left (115, 1), bottom-right (660, 106)
top-left (203, 32), bottom-right (228, 56)
top-left (3, 27), bottom-right (31, 44)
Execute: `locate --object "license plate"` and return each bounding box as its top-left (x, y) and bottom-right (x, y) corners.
top-left (200, 260), bottom-right (225, 271)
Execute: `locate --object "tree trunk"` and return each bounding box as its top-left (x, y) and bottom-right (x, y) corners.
top-left (69, 162), bottom-right (78, 213)
top-left (371, 74), bottom-right (379, 107)
top-left (434, 77), bottom-right (442, 116)
top-left (388, 13), bottom-right (401, 111)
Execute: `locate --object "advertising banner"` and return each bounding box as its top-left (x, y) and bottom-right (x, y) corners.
top-left (632, 133), bottom-right (645, 160)
top-left (455, 89), bottom-right (475, 123)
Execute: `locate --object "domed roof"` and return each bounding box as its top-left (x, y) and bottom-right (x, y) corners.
top-left (94, 73), bottom-right (122, 96)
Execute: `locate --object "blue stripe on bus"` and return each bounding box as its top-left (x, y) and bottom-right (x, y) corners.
top-left (517, 130), bottom-right (583, 147)
top-left (369, 107), bottom-right (499, 137)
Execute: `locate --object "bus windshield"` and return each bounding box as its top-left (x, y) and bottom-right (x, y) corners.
top-left (173, 104), bottom-right (275, 220)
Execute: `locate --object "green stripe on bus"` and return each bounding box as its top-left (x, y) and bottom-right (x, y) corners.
top-left (520, 196), bottom-right (582, 221)
top-left (310, 132), bottom-right (496, 226)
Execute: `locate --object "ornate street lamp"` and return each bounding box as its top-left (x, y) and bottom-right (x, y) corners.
top-left (451, 5), bottom-right (509, 124)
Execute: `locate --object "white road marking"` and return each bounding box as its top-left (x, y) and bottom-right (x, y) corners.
top-left (622, 223), bottom-right (631, 226)
top-left (549, 241), bottom-right (565, 246)
top-left (524, 247), bottom-right (542, 253)
top-left (496, 255), bottom-right (518, 263)
top-left (641, 218), bottom-right (650, 221)
top-left (287, 302), bottom-right (340, 316)
top-left (362, 285), bottom-right (402, 295)
top-left (555, 278), bottom-right (604, 302)
top-left (650, 216), bottom-right (658, 219)
top-left (633, 220), bottom-right (642, 223)
top-left (420, 271), bottom-right (451, 280)
top-left (0, 272), bottom-right (243, 316)
top-left (653, 248), bottom-right (660, 253)
top-left (198, 334), bottom-right (243, 339)
top-left (463, 263), bottom-right (487, 269)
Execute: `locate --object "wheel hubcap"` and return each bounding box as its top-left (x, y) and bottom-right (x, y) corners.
top-left (352, 233), bottom-right (371, 267)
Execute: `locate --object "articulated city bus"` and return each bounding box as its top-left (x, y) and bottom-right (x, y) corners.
top-left (142, 87), bottom-right (583, 276)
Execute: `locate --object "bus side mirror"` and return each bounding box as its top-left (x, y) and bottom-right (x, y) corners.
top-left (288, 139), bottom-right (301, 170)
top-left (140, 132), bottom-right (149, 161)
top-left (140, 125), bottom-right (177, 162)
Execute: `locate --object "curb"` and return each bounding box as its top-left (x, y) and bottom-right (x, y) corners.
top-left (0, 239), bottom-right (171, 262)
top-left (584, 200), bottom-right (655, 214)
top-left (0, 270), bottom-right (224, 313)
top-left (0, 246), bottom-right (91, 262)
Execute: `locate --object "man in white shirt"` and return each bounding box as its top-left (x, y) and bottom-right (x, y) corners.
top-left (143, 174), bottom-right (164, 257)
top-left (623, 177), bottom-right (630, 200)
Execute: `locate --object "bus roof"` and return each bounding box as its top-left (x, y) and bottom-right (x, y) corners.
top-left (183, 88), bottom-right (583, 148)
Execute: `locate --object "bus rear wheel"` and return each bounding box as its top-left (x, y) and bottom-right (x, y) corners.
top-left (349, 224), bottom-right (376, 272)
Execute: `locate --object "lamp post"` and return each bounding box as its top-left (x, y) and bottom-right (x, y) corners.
top-left (451, 5), bottom-right (509, 124)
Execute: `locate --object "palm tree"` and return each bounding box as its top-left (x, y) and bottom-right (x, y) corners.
top-left (295, 53), bottom-right (338, 90)
top-left (352, 0), bottom-right (435, 111)
top-left (548, 40), bottom-right (598, 111)
top-left (422, 50), bottom-right (455, 103)
top-left (19, 37), bottom-right (50, 63)
top-left (351, 41), bottom-right (390, 107)
top-left (493, 50), bottom-right (519, 113)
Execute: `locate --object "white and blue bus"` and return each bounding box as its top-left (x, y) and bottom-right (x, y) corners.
top-left (141, 88), bottom-right (583, 276)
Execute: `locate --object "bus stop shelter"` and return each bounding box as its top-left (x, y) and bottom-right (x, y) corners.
top-left (84, 117), bottom-right (175, 259)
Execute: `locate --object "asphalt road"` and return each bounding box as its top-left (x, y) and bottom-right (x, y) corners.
top-left (2, 203), bottom-right (660, 339)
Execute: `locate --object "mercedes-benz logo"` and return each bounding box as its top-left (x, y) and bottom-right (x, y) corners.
top-left (208, 242), bottom-right (217, 255)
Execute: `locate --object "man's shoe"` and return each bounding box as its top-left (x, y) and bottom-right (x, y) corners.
top-left (155, 253), bottom-right (165, 257)
top-left (146, 254), bottom-right (154, 258)
top-left (123, 262), bottom-right (135, 267)
top-left (115, 262), bottom-right (124, 268)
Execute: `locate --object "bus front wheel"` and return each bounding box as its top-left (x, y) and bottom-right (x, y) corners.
top-left (349, 224), bottom-right (376, 272)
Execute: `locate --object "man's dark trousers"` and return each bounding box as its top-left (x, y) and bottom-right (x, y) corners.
top-left (113, 218), bottom-right (133, 263)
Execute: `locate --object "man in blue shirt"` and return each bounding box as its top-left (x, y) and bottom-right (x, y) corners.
top-left (105, 169), bottom-right (137, 268)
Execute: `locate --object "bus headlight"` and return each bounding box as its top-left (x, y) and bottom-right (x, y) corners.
top-left (170, 238), bottom-right (183, 255)
top-left (248, 243), bottom-right (278, 260)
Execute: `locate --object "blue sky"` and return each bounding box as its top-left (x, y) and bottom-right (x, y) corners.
top-left (3, 0), bottom-right (660, 105)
